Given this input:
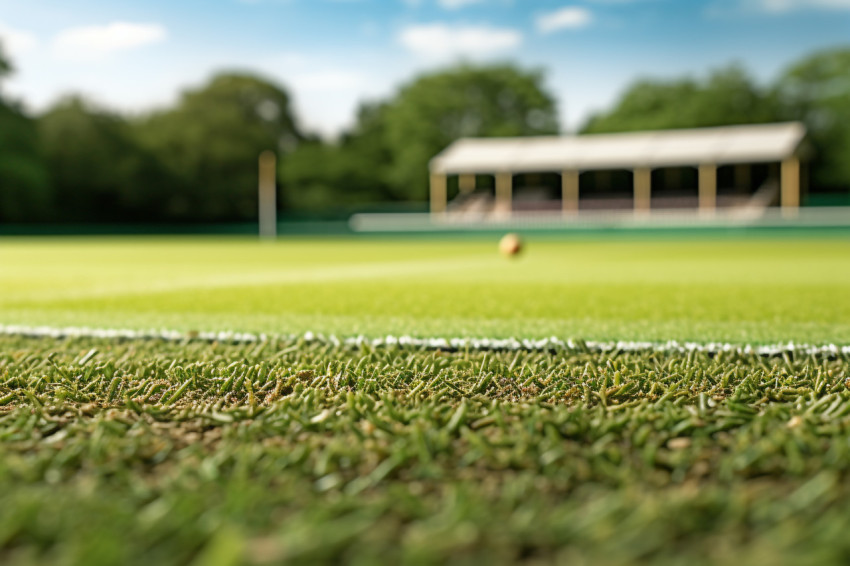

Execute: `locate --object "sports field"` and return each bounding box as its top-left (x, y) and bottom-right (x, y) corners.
top-left (2, 235), bottom-right (850, 343)
top-left (1, 234), bottom-right (850, 565)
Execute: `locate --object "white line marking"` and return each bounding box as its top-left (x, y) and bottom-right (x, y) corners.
top-left (1, 324), bottom-right (848, 357)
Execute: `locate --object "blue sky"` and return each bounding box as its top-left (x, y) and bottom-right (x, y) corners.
top-left (1, 0), bottom-right (848, 136)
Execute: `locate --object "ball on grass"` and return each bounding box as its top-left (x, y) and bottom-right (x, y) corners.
top-left (499, 233), bottom-right (523, 257)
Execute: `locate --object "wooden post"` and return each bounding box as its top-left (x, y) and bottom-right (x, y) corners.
top-left (430, 173), bottom-right (447, 215)
top-left (781, 157), bottom-right (800, 218)
top-left (458, 174), bottom-right (476, 194)
top-left (698, 164), bottom-right (717, 215)
top-left (562, 170), bottom-right (579, 215)
top-left (495, 172), bottom-right (513, 216)
top-left (634, 167), bottom-right (651, 215)
top-left (258, 151), bottom-right (277, 240)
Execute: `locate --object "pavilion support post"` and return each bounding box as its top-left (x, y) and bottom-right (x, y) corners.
top-left (458, 174), bottom-right (476, 194)
top-left (562, 170), bottom-right (580, 216)
top-left (634, 167), bottom-right (652, 215)
top-left (430, 172), bottom-right (447, 215)
top-left (781, 157), bottom-right (800, 218)
top-left (698, 164), bottom-right (717, 215)
top-left (495, 172), bottom-right (513, 217)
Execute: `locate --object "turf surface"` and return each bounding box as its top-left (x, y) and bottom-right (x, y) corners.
top-left (1, 235), bottom-right (849, 343)
top-left (2, 234), bottom-right (850, 564)
top-left (1, 335), bottom-right (850, 565)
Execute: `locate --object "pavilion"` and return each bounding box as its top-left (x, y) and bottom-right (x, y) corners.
top-left (428, 122), bottom-right (807, 218)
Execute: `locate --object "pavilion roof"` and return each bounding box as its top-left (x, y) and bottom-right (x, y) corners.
top-left (430, 122), bottom-right (807, 174)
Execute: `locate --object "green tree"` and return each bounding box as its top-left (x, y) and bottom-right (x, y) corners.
top-left (381, 64), bottom-right (560, 201)
top-left (280, 102), bottom-right (396, 213)
top-left (38, 97), bottom-right (176, 223)
top-left (774, 47), bottom-right (850, 192)
top-left (136, 73), bottom-right (302, 222)
top-left (281, 65), bottom-right (558, 210)
top-left (581, 65), bottom-right (780, 134)
top-left (0, 42), bottom-right (51, 222)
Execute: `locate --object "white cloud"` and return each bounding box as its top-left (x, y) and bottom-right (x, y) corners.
top-left (438, 0), bottom-right (485, 9)
top-left (753, 0), bottom-right (850, 10)
top-left (52, 22), bottom-right (167, 62)
top-left (536, 7), bottom-right (594, 33)
top-left (398, 23), bottom-right (521, 59)
top-left (0, 21), bottom-right (39, 58)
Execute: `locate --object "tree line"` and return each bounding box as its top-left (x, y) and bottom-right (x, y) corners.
top-left (0, 44), bottom-right (848, 224)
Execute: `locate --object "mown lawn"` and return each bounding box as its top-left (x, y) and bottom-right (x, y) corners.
top-left (1, 335), bottom-right (850, 565)
top-left (2, 235), bottom-right (850, 564)
top-left (1, 235), bottom-right (849, 343)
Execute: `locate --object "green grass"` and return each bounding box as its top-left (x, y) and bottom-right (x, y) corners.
top-left (3, 235), bottom-right (850, 564)
top-left (1, 235), bottom-right (850, 343)
top-left (1, 335), bottom-right (850, 565)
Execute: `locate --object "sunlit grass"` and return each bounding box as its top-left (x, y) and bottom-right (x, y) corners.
top-left (3, 235), bottom-right (850, 563)
top-left (1, 235), bottom-right (849, 343)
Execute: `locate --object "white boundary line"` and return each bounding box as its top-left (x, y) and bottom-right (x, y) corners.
top-left (1, 324), bottom-right (849, 358)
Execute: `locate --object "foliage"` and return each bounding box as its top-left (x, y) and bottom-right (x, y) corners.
top-left (2, 43), bottom-right (850, 222)
top-left (279, 104), bottom-right (395, 211)
top-left (135, 73), bottom-right (303, 221)
top-left (0, 43), bottom-right (51, 222)
top-left (773, 47), bottom-right (850, 191)
top-left (38, 97), bottom-right (174, 223)
top-left (381, 64), bottom-right (559, 201)
top-left (581, 64), bottom-right (781, 133)
top-left (1, 334), bottom-right (850, 564)
top-left (281, 65), bottom-right (559, 206)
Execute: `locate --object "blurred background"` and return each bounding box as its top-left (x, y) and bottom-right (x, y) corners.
top-left (0, 0), bottom-right (848, 232)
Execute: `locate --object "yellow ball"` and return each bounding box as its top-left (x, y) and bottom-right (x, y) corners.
top-left (499, 233), bottom-right (522, 257)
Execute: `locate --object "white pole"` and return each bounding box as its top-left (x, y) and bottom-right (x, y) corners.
top-left (258, 151), bottom-right (277, 240)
